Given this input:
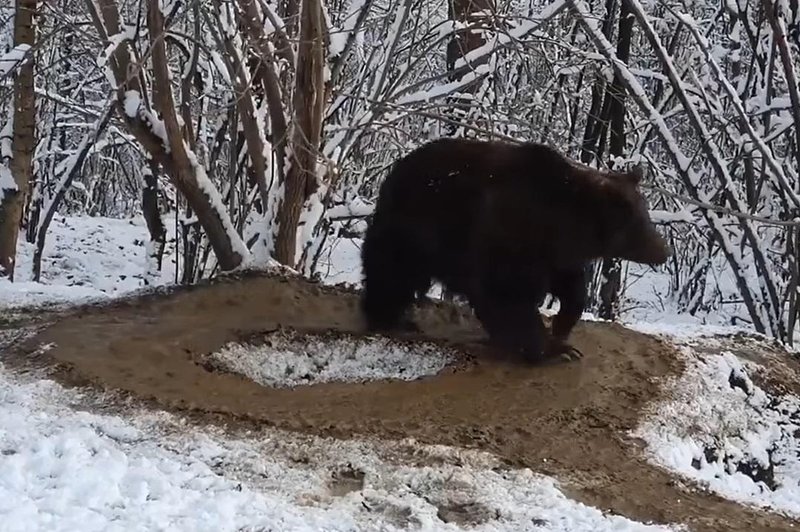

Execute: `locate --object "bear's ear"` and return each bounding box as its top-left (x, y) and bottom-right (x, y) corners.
top-left (624, 164), bottom-right (645, 186)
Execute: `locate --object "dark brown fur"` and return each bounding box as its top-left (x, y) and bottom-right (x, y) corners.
top-left (360, 138), bottom-right (670, 361)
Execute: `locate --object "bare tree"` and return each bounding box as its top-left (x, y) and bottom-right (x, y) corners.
top-left (276, 0), bottom-right (327, 266)
top-left (0, 0), bottom-right (37, 280)
top-left (597, 0), bottom-right (635, 320)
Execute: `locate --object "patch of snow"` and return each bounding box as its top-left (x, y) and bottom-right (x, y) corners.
top-left (0, 106), bottom-right (12, 158)
top-left (329, 29), bottom-right (348, 60)
top-left (296, 184), bottom-right (328, 267)
top-left (0, 214), bottom-right (177, 309)
top-left (314, 235), bottom-right (363, 287)
top-left (396, 63), bottom-right (492, 105)
top-left (624, 315), bottom-right (751, 341)
top-left (123, 90), bottom-right (141, 118)
top-left (209, 50), bottom-right (232, 85)
top-left (0, 105), bottom-right (13, 203)
top-left (437, 19), bottom-right (467, 40)
top-left (649, 209), bottom-right (695, 224)
top-left (0, 44), bottom-right (31, 76)
top-left (0, 361), bottom-right (682, 531)
top-left (96, 27), bottom-right (136, 82)
top-left (0, 366), bottom-right (356, 531)
top-left (0, 165), bottom-right (15, 197)
top-left (204, 329), bottom-right (455, 388)
top-left (633, 341), bottom-right (800, 518)
top-left (326, 197), bottom-right (374, 220)
top-left (140, 109), bottom-right (170, 153)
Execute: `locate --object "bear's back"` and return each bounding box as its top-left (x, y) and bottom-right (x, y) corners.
top-left (377, 138), bottom-right (573, 206)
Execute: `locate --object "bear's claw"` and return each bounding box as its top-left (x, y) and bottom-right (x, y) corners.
top-left (544, 339), bottom-right (584, 362)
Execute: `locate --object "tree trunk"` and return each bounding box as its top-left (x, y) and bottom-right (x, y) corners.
top-left (0, 0), bottom-right (37, 280)
top-left (580, 0), bottom-right (617, 166)
top-left (439, 0), bottom-right (494, 302)
top-left (579, 0), bottom-right (616, 310)
top-left (274, 0), bottom-right (326, 266)
top-left (598, 0), bottom-right (635, 321)
top-left (86, 0), bottom-right (249, 274)
top-left (142, 159), bottom-right (167, 280)
top-left (444, 0), bottom-right (495, 138)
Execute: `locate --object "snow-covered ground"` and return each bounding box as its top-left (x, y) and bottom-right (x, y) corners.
top-left (3, 214), bottom-right (178, 308)
top-left (2, 213), bottom-right (800, 529)
top-left (0, 363), bottom-right (673, 531)
top-left (0, 336), bottom-right (678, 531)
top-left (0, 214), bottom-right (687, 531)
top-left (629, 327), bottom-right (800, 519)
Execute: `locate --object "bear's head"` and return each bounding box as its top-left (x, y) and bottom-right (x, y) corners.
top-left (601, 165), bottom-right (671, 266)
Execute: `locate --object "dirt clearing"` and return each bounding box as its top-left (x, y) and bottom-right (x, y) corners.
top-left (7, 271), bottom-right (799, 531)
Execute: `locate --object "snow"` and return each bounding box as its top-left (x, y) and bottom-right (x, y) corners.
top-left (96, 27), bottom-right (135, 71)
top-left (0, 166), bottom-right (14, 195)
top-left (0, 214), bottom-right (177, 308)
top-left (209, 50), bottom-right (232, 85)
top-left (313, 235), bottom-right (363, 287)
top-left (203, 328), bottom-right (456, 388)
top-left (0, 106), bottom-right (14, 202)
top-left (0, 340), bottom-right (679, 531)
top-left (140, 109), bottom-right (170, 153)
top-left (296, 184), bottom-right (328, 267)
top-left (122, 90), bottom-right (141, 118)
top-left (0, 44), bottom-right (31, 77)
top-left (395, 63), bottom-right (492, 105)
top-left (437, 20), bottom-right (467, 40)
top-left (326, 197), bottom-right (374, 220)
top-left (649, 209), bottom-right (695, 224)
top-left (632, 335), bottom-right (800, 518)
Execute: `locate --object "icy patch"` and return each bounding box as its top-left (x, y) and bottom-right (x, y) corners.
top-left (633, 344), bottom-right (800, 517)
top-left (203, 329), bottom-right (455, 388)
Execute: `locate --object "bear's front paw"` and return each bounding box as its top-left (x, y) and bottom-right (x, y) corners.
top-left (396, 317), bottom-right (422, 333)
top-left (544, 338), bottom-right (584, 362)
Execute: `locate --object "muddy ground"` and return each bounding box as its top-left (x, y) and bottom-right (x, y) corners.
top-left (5, 271), bottom-right (800, 531)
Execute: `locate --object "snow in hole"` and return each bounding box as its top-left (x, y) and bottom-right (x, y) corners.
top-left (200, 328), bottom-right (460, 388)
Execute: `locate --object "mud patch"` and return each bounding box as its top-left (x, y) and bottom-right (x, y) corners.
top-left (361, 497), bottom-right (421, 529)
top-left (7, 270), bottom-right (800, 531)
top-left (199, 327), bottom-right (463, 388)
top-left (435, 500), bottom-right (499, 526)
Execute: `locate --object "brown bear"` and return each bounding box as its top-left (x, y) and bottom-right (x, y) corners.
top-left (359, 137), bottom-right (670, 361)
